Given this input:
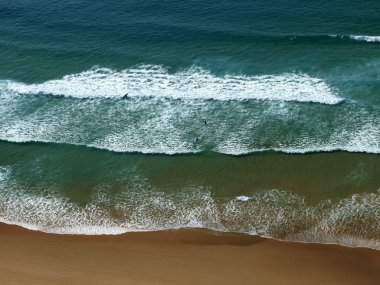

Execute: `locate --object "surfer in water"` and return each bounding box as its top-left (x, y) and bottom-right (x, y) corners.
top-left (122, 93), bottom-right (128, 99)
top-left (193, 137), bottom-right (200, 145)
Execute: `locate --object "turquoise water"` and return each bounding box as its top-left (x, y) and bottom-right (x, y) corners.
top-left (0, 0), bottom-right (380, 248)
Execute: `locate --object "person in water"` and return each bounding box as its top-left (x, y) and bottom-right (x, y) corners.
top-left (122, 93), bottom-right (128, 99)
top-left (204, 120), bottom-right (207, 125)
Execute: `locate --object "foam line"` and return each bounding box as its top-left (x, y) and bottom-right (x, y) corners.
top-left (4, 65), bottom-right (342, 104)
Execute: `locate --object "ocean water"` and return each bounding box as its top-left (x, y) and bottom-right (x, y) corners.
top-left (0, 0), bottom-right (380, 248)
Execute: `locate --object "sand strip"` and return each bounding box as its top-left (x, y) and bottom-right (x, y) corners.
top-left (1, 223), bottom-right (380, 284)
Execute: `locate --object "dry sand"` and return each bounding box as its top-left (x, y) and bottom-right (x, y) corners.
top-left (1, 222), bottom-right (380, 284)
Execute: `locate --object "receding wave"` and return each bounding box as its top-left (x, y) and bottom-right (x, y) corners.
top-left (0, 167), bottom-right (379, 249)
top-left (3, 65), bottom-right (342, 104)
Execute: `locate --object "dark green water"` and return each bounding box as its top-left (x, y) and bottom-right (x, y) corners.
top-left (0, 0), bottom-right (379, 248)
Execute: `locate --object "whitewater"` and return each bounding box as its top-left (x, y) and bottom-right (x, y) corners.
top-left (0, 66), bottom-right (379, 155)
top-left (3, 65), bottom-right (342, 104)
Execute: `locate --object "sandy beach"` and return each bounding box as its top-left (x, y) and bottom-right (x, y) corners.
top-left (0, 223), bottom-right (379, 284)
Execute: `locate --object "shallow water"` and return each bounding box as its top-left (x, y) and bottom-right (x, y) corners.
top-left (0, 0), bottom-right (379, 248)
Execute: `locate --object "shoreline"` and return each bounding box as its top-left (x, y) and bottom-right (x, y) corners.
top-left (1, 222), bottom-right (380, 284)
top-left (3, 220), bottom-right (380, 252)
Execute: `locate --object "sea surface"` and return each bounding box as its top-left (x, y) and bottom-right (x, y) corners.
top-left (0, 0), bottom-right (380, 248)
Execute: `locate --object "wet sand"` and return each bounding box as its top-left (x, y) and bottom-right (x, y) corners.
top-left (1, 223), bottom-right (380, 284)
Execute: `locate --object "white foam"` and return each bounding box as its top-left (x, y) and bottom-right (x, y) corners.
top-left (0, 166), bottom-right (11, 185)
top-left (0, 114), bottom-right (379, 155)
top-left (236, 196), bottom-right (251, 201)
top-left (0, 73), bottom-right (378, 156)
top-left (215, 127), bottom-right (380, 155)
top-left (0, 176), bottom-right (223, 235)
top-left (349, 35), bottom-right (380, 43)
top-left (0, 177), bottom-right (380, 250)
top-left (4, 65), bottom-right (342, 104)
top-left (329, 34), bottom-right (380, 43)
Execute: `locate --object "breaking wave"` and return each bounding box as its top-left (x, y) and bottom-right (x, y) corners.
top-left (0, 65), bottom-right (378, 155)
top-left (329, 34), bottom-right (380, 43)
top-left (3, 65), bottom-right (342, 104)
